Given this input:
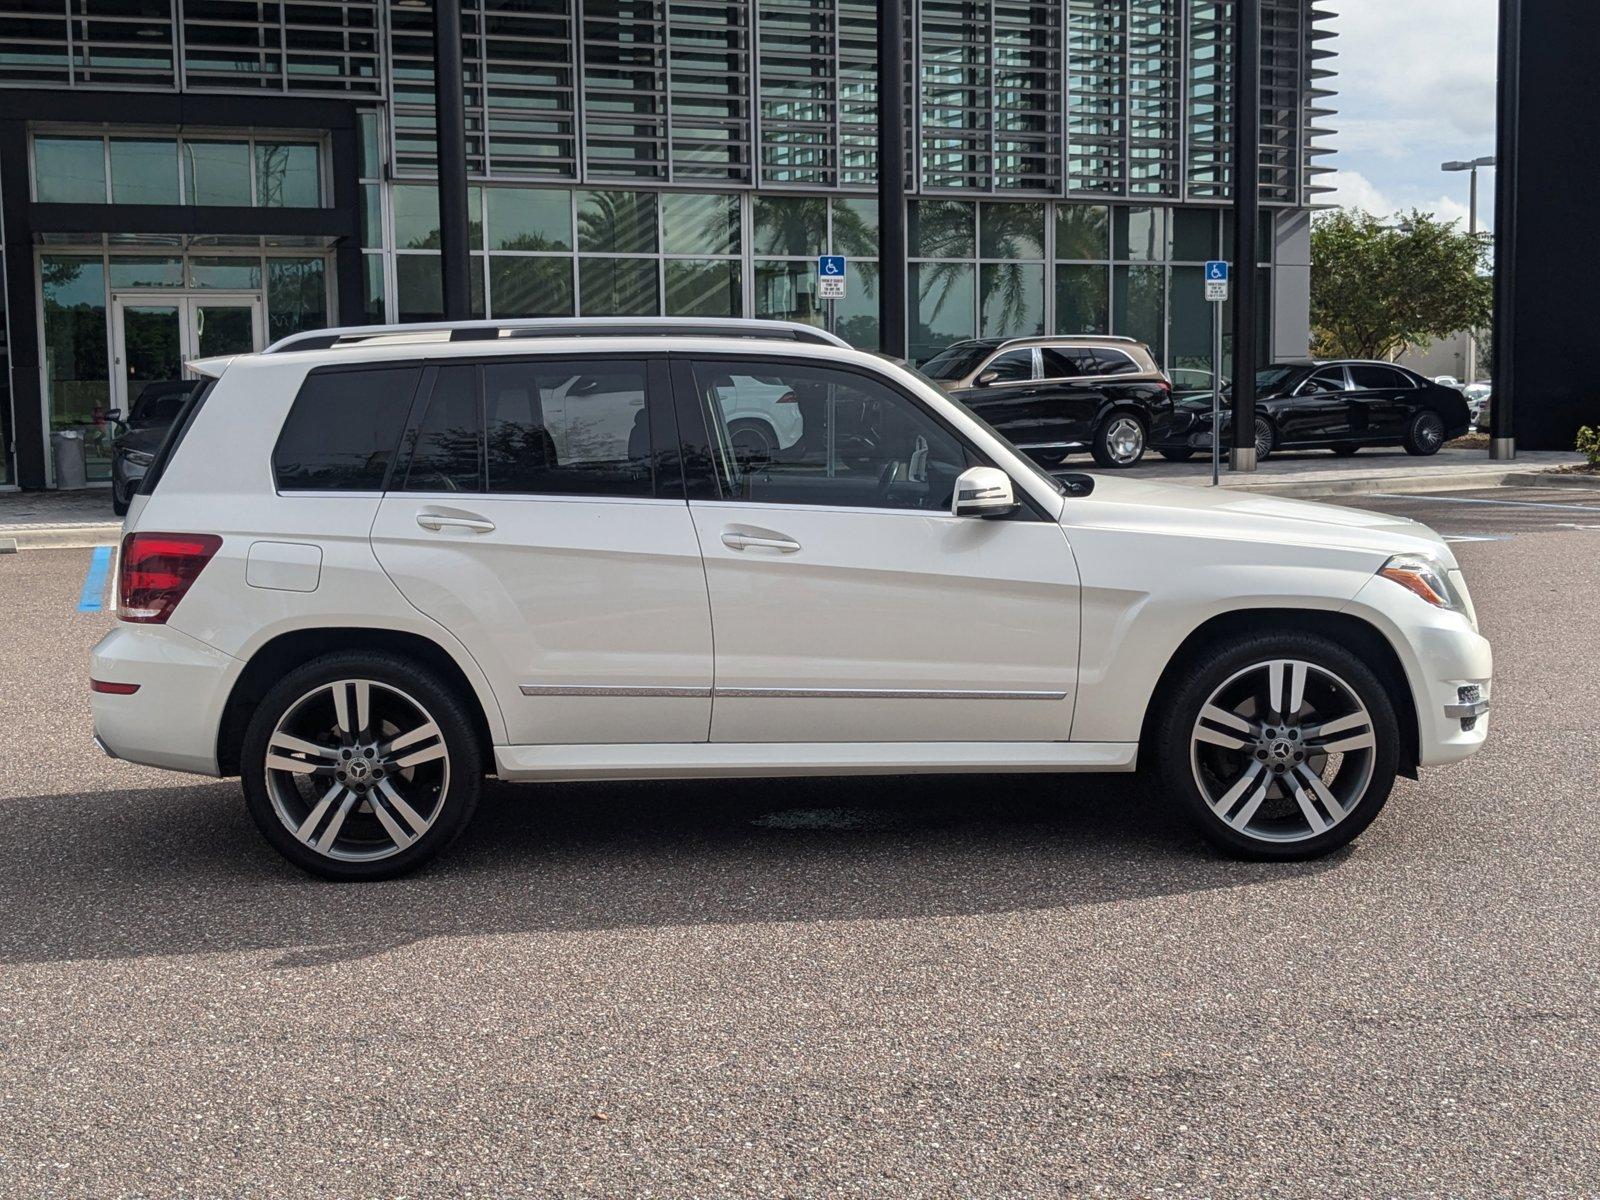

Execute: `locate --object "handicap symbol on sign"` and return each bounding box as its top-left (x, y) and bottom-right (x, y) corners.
top-left (818, 255), bottom-right (847, 277)
top-left (1205, 260), bottom-right (1229, 282)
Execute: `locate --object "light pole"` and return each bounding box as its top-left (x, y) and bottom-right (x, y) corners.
top-left (1442, 155), bottom-right (1496, 386)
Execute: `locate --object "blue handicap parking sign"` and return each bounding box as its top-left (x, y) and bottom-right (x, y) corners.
top-left (1205, 260), bottom-right (1229, 282)
top-left (818, 255), bottom-right (847, 277)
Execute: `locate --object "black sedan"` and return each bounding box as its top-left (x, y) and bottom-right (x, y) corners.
top-left (1151, 361), bottom-right (1472, 462)
top-left (108, 380), bottom-right (199, 515)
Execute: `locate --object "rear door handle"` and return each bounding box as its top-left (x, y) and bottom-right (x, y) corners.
top-left (417, 511), bottom-right (496, 534)
top-left (721, 531), bottom-right (801, 553)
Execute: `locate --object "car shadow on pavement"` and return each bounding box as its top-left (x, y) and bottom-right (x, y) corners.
top-left (0, 773), bottom-right (1344, 967)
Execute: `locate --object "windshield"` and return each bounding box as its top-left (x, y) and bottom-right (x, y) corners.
top-left (919, 343), bottom-right (992, 381)
top-left (903, 365), bottom-right (1065, 497)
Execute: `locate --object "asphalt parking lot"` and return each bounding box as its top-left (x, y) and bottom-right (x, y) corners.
top-left (2, 488), bottom-right (1597, 1198)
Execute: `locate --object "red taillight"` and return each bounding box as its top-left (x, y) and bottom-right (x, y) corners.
top-left (117, 532), bottom-right (222, 624)
top-left (776, 390), bottom-right (799, 404)
top-left (90, 679), bottom-right (140, 695)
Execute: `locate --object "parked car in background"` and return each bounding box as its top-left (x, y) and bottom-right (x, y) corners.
top-left (89, 317), bottom-right (1492, 878)
top-left (1152, 361), bottom-right (1472, 461)
top-left (109, 380), bottom-right (200, 515)
top-left (1462, 382), bottom-right (1492, 429)
top-left (1433, 375), bottom-right (1463, 390)
top-left (921, 335), bottom-right (1174, 468)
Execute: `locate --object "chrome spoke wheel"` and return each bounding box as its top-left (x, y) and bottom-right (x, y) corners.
top-left (263, 679), bottom-right (450, 863)
top-left (1190, 658), bottom-right (1376, 844)
top-left (1416, 413), bottom-right (1444, 451)
top-left (1254, 418), bottom-right (1274, 459)
top-left (1107, 417), bottom-right (1145, 464)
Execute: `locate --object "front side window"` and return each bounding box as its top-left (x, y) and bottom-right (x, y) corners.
top-left (693, 360), bottom-right (971, 512)
top-left (982, 349), bottom-right (1034, 383)
top-left (484, 360), bottom-right (652, 496)
top-left (1302, 368), bottom-right (1349, 395)
top-left (273, 367), bottom-right (418, 491)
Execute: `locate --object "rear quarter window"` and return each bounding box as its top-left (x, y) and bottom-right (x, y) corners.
top-left (273, 365), bottom-right (420, 491)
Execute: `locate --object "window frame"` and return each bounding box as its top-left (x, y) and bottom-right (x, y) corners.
top-left (670, 351), bottom-right (1045, 520)
top-left (1348, 363), bottom-right (1412, 391)
top-left (1297, 366), bottom-right (1352, 396)
top-left (975, 347), bottom-right (1038, 386)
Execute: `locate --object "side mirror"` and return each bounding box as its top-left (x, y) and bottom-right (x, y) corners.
top-left (106, 408), bottom-right (124, 424)
top-left (951, 466), bottom-right (1018, 518)
top-left (973, 369), bottom-right (999, 388)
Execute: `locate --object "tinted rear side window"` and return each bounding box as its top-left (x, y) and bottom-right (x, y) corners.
top-left (1349, 364), bottom-right (1408, 389)
top-left (484, 360), bottom-right (653, 496)
top-left (1092, 348), bottom-right (1141, 376)
top-left (273, 366), bottom-right (419, 491)
top-left (1040, 347), bottom-right (1098, 377)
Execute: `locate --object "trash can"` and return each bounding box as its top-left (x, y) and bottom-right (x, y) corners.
top-left (52, 429), bottom-right (88, 490)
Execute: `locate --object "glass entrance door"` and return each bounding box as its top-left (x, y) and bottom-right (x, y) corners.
top-left (111, 293), bottom-right (263, 414)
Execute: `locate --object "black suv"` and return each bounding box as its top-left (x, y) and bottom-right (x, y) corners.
top-left (920, 336), bottom-right (1174, 468)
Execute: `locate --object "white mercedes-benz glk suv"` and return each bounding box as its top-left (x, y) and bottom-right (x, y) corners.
top-left (90, 318), bottom-right (1492, 879)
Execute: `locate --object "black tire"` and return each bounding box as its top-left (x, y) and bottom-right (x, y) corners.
top-left (1403, 410), bottom-right (1447, 456)
top-left (1254, 416), bottom-right (1275, 461)
top-left (111, 487), bottom-right (129, 517)
top-left (1331, 444), bottom-right (1360, 457)
top-left (1159, 448), bottom-right (1196, 462)
top-left (1151, 630), bottom-right (1400, 861)
top-left (1090, 412), bottom-right (1148, 468)
top-left (241, 651), bottom-right (483, 880)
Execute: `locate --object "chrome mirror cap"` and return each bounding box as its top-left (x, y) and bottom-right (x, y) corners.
top-left (951, 466), bottom-right (1018, 518)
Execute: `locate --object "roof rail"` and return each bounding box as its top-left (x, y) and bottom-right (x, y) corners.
top-left (264, 317), bottom-right (852, 354)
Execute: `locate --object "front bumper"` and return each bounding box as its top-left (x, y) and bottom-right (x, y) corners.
top-left (91, 623), bottom-right (239, 776)
top-left (1347, 575), bottom-right (1493, 768)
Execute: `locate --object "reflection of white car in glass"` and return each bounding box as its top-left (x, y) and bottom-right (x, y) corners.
top-left (1462, 382), bottom-right (1491, 427)
top-left (706, 374), bottom-right (803, 459)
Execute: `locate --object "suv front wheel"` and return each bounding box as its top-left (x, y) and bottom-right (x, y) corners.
top-left (1091, 412), bottom-right (1148, 468)
top-left (1152, 632), bottom-right (1400, 860)
top-left (241, 652), bottom-right (482, 880)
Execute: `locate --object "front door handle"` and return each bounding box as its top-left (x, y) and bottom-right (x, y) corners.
top-left (721, 531), bottom-right (801, 553)
top-left (417, 511), bottom-right (496, 534)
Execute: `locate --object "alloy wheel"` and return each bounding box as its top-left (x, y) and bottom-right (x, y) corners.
top-left (263, 679), bottom-right (451, 863)
top-left (1189, 658), bottom-right (1377, 844)
top-left (1254, 418), bottom-right (1274, 459)
top-left (1415, 412), bottom-right (1445, 451)
top-left (1106, 416), bottom-right (1145, 464)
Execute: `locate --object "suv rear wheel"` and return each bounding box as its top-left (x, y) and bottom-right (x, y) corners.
top-left (1091, 413), bottom-right (1148, 468)
top-left (241, 651), bottom-right (482, 880)
top-left (1152, 631), bottom-right (1400, 860)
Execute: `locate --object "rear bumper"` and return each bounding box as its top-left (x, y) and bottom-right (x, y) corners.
top-left (90, 623), bottom-right (239, 776)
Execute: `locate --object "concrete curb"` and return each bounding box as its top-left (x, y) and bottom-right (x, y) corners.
top-left (1500, 471), bottom-right (1600, 489)
top-left (1167, 466), bottom-right (1565, 499)
top-left (0, 525), bottom-right (122, 551)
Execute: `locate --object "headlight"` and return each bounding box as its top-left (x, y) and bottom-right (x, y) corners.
top-left (123, 449), bottom-right (154, 466)
top-left (1378, 553), bottom-right (1465, 614)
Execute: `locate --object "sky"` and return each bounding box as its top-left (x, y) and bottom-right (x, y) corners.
top-left (1320, 0), bottom-right (1500, 230)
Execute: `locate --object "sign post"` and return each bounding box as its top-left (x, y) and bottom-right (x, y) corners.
top-left (817, 255), bottom-right (847, 302)
top-left (1204, 260), bottom-right (1230, 486)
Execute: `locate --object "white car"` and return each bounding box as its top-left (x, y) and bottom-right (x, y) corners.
top-left (91, 318), bottom-right (1493, 879)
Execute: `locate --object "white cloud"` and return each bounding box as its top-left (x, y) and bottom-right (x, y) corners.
top-left (1322, 169), bottom-right (1395, 216)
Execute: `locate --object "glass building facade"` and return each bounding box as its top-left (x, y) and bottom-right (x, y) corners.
top-left (0, 0), bottom-right (1333, 488)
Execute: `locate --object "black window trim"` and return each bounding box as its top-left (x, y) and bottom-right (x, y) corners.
top-left (669, 350), bottom-right (1051, 521)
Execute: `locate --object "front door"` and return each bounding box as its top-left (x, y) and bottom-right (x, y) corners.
top-left (677, 355), bottom-right (1080, 745)
top-left (111, 294), bottom-right (263, 411)
top-left (1279, 366), bottom-right (1351, 445)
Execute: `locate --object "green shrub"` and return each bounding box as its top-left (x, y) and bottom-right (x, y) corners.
top-left (1578, 426), bottom-right (1600, 468)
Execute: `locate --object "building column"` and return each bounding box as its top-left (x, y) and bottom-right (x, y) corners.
top-left (0, 118), bottom-right (45, 489)
top-left (432, 0), bottom-right (473, 322)
top-left (1229, 0), bottom-right (1261, 471)
top-left (876, 0), bottom-right (908, 360)
top-left (1489, 0), bottom-right (1519, 459)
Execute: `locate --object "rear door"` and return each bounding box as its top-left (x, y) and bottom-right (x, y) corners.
top-left (1345, 363), bottom-right (1415, 440)
top-left (369, 354), bottom-right (714, 746)
top-left (676, 354), bottom-right (1080, 744)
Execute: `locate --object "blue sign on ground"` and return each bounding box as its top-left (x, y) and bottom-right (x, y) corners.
top-left (818, 255), bottom-right (847, 278)
top-left (1205, 260), bottom-right (1229, 281)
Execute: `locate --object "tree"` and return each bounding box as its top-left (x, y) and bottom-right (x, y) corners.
top-left (1310, 209), bottom-right (1492, 361)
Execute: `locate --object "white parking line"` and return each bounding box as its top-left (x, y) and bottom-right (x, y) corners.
top-left (1370, 492), bottom-right (1600, 513)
